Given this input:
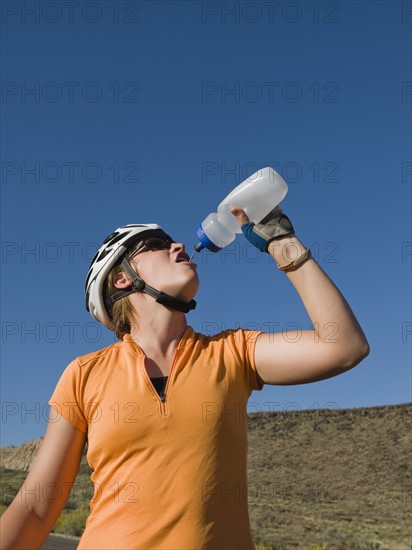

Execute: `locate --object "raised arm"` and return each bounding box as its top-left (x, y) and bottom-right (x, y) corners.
top-left (0, 415), bottom-right (87, 550)
top-left (231, 208), bottom-right (370, 386)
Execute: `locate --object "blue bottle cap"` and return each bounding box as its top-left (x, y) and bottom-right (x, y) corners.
top-left (195, 225), bottom-right (222, 253)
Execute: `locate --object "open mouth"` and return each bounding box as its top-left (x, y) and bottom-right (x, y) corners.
top-left (176, 253), bottom-right (191, 263)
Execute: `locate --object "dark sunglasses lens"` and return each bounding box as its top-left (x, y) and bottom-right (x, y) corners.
top-left (144, 238), bottom-right (171, 250)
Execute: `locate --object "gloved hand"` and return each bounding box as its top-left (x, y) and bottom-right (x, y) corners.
top-left (231, 206), bottom-right (295, 253)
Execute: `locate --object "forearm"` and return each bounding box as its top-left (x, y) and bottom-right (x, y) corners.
top-left (269, 236), bottom-right (370, 366)
top-left (1, 416), bottom-right (86, 550)
top-left (0, 498), bottom-right (51, 550)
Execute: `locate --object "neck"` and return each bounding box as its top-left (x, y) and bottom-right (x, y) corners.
top-left (128, 296), bottom-right (188, 356)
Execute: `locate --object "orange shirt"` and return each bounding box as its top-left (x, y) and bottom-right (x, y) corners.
top-left (49, 327), bottom-right (263, 549)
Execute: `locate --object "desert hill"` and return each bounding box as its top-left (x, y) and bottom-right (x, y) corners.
top-left (0, 438), bottom-right (44, 472)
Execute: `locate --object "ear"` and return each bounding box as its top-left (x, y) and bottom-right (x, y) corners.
top-left (113, 271), bottom-right (132, 290)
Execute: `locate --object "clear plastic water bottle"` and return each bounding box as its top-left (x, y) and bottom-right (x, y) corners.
top-left (193, 167), bottom-right (288, 253)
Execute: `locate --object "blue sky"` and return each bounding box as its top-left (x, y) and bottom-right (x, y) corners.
top-left (1, 0), bottom-right (411, 446)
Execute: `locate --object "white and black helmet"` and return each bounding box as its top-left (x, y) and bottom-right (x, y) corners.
top-left (85, 224), bottom-right (196, 330)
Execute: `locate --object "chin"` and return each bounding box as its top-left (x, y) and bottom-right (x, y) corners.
top-left (166, 278), bottom-right (199, 303)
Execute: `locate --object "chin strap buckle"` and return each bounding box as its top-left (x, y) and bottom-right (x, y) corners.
top-left (155, 292), bottom-right (197, 313)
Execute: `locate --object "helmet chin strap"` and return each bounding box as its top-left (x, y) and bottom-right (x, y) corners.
top-left (110, 258), bottom-right (197, 314)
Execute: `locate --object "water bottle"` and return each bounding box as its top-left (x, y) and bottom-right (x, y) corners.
top-left (193, 167), bottom-right (288, 254)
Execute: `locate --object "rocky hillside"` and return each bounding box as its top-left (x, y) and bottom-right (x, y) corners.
top-left (247, 403), bottom-right (411, 549)
top-left (0, 438), bottom-right (43, 471)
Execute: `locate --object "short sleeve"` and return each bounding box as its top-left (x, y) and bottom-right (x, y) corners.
top-left (48, 359), bottom-right (88, 433)
top-left (225, 329), bottom-right (264, 394)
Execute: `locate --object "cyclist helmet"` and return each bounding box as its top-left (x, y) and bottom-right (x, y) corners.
top-left (85, 224), bottom-right (196, 330)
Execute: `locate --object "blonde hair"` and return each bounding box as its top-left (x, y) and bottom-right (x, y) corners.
top-left (104, 263), bottom-right (136, 340)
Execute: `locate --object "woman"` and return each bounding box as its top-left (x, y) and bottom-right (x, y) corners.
top-left (0, 207), bottom-right (369, 549)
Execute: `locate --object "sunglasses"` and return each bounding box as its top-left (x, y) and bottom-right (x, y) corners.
top-left (127, 237), bottom-right (173, 260)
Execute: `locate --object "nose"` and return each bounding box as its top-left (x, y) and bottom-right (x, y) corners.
top-left (171, 242), bottom-right (185, 252)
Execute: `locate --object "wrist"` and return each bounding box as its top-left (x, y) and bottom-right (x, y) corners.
top-left (268, 236), bottom-right (307, 267)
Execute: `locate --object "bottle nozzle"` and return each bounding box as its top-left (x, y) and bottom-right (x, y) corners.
top-left (189, 243), bottom-right (204, 262)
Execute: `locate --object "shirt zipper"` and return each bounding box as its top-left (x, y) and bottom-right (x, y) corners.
top-left (159, 392), bottom-right (167, 415)
top-left (143, 348), bottom-right (181, 416)
top-left (159, 349), bottom-right (181, 415)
